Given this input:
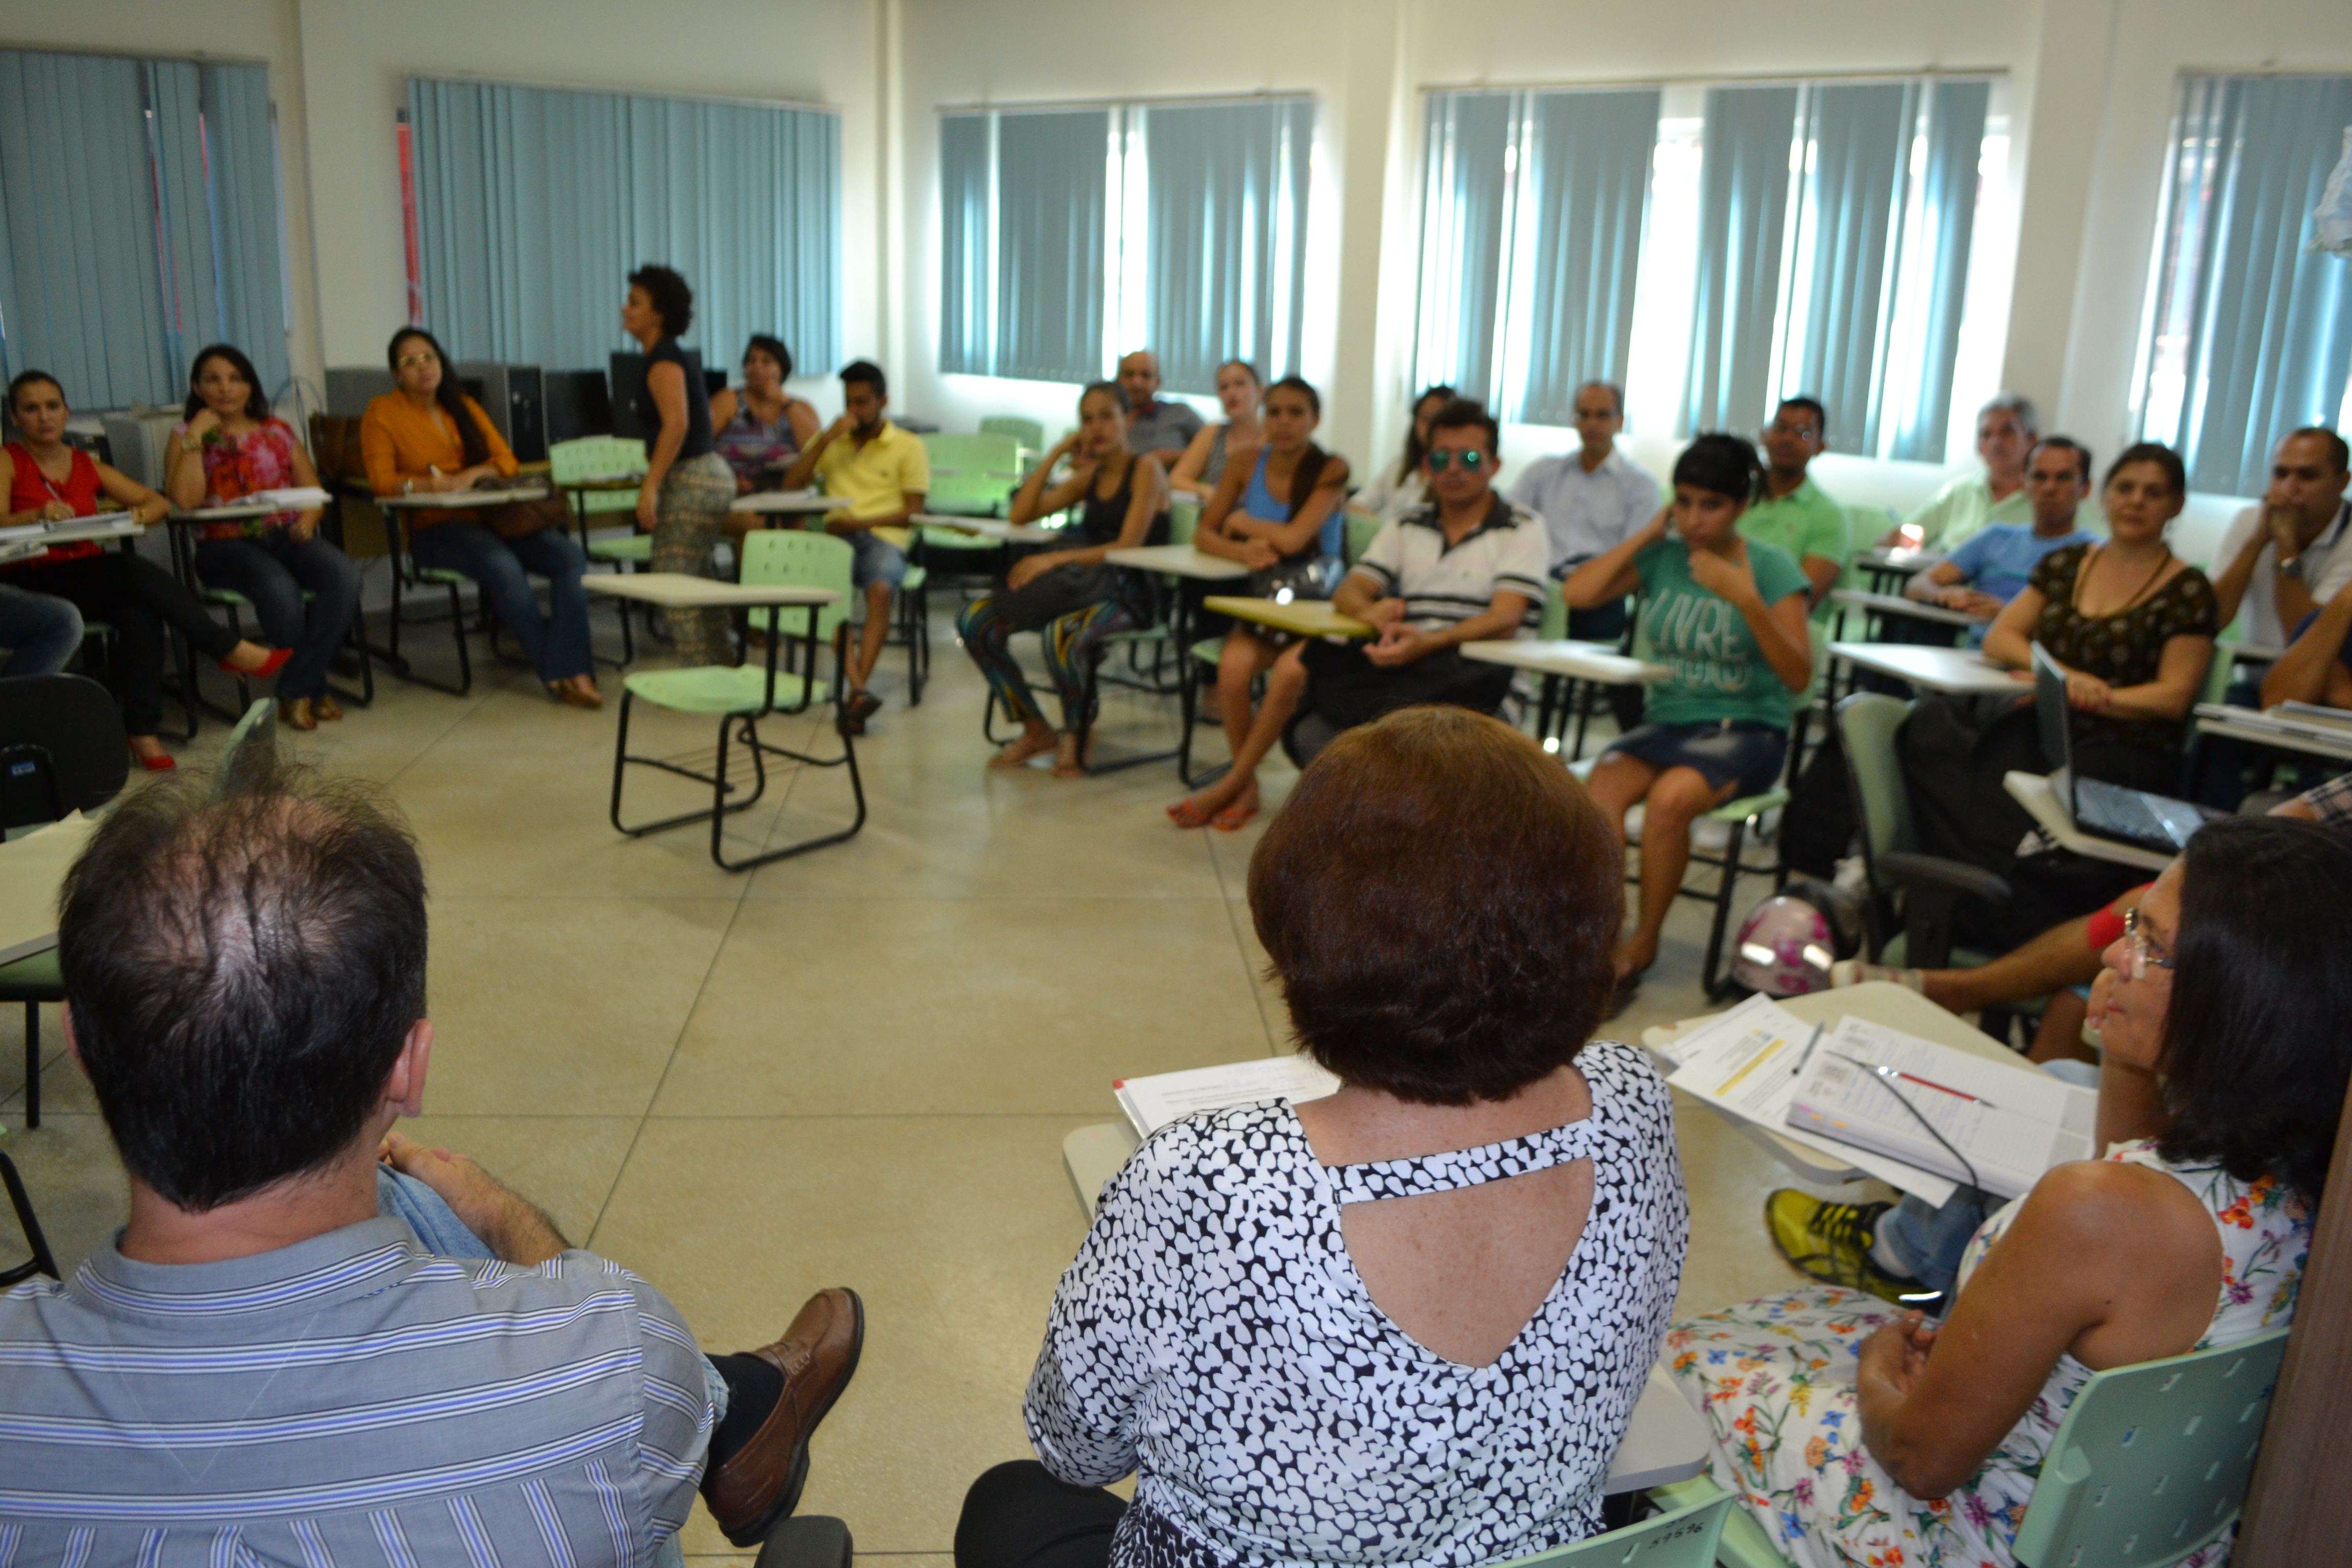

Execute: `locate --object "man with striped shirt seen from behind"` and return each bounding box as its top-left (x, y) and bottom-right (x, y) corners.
top-left (0, 760), bottom-right (862, 1563)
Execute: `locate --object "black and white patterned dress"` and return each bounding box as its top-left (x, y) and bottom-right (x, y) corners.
top-left (1025, 1041), bottom-right (1689, 1568)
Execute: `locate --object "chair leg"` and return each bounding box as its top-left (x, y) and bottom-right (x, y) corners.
top-left (1703, 816), bottom-right (1750, 997)
top-left (447, 582), bottom-right (474, 695)
top-left (21, 1001), bottom-right (37, 1131)
top-left (0, 1150), bottom-right (58, 1287)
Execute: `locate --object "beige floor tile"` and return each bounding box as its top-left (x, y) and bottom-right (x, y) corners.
top-left (1666, 1088), bottom-right (1829, 1318)
top-left (0, 1113), bottom-right (127, 1277)
top-left (591, 1115), bottom-right (1096, 1557)
top-left (651, 897), bottom-right (1269, 1116)
top-left (390, 1114), bottom-right (644, 1246)
top-left (421, 896), bottom-right (742, 1116)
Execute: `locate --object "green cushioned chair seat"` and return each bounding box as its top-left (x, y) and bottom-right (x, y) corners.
top-left (1709, 787), bottom-right (1790, 822)
top-left (901, 564), bottom-right (927, 592)
top-left (1192, 638), bottom-right (1222, 665)
top-left (0, 948), bottom-right (62, 1000)
top-left (204, 588), bottom-right (252, 607)
top-left (416, 568), bottom-right (470, 585)
top-left (622, 665), bottom-right (829, 715)
top-left (587, 535), bottom-right (654, 563)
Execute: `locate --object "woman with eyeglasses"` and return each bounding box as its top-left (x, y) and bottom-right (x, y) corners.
top-left (1171, 376), bottom-right (1349, 829)
top-left (361, 328), bottom-right (601, 707)
top-left (1562, 433), bottom-right (1814, 1004)
top-left (1668, 815), bottom-right (2349, 1568)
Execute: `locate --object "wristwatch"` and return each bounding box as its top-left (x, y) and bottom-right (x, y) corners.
top-left (2278, 554), bottom-right (2305, 580)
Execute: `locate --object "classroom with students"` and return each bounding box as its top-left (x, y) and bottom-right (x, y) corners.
top-left (3, 2), bottom-right (2351, 1565)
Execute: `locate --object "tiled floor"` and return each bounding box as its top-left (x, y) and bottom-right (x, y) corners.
top-left (0, 598), bottom-right (1822, 1564)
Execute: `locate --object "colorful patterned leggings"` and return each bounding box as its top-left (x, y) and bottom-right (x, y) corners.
top-left (956, 594), bottom-right (1140, 733)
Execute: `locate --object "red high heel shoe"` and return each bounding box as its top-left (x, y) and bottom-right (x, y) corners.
top-left (221, 647), bottom-right (293, 678)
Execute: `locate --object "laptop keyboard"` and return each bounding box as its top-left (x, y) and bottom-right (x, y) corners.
top-left (2075, 778), bottom-right (2216, 851)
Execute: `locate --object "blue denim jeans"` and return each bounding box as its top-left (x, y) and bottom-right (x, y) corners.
top-left (375, 1163), bottom-right (726, 1568)
top-left (194, 532), bottom-right (363, 700)
top-left (0, 583), bottom-right (84, 675)
top-left (409, 521), bottom-right (594, 683)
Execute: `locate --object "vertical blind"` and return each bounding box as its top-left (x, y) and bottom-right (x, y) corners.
top-left (0, 50), bottom-right (286, 409)
top-left (937, 96), bottom-right (1315, 391)
top-left (1414, 88), bottom-right (1660, 423)
top-left (1680, 86), bottom-right (1799, 438)
top-left (2138, 74), bottom-right (2352, 497)
top-left (407, 78), bottom-right (840, 374)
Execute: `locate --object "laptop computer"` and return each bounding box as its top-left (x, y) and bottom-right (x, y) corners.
top-left (2033, 644), bottom-right (2222, 854)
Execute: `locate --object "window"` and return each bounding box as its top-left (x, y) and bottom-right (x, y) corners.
top-left (1416, 76), bottom-right (2003, 461)
top-left (2134, 74), bottom-right (2352, 497)
top-left (938, 96), bottom-right (1314, 393)
top-left (0, 50), bottom-right (288, 408)
top-left (404, 78), bottom-right (840, 373)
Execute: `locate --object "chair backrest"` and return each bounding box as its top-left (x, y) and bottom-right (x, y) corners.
top-left (0, 674), bottom-right (128, 831)
top-left (1538, 588), bottom-right (1569, 640)
top-left (307, 413), bottom-right (368, 487)
top-left (1488, 1483), bottom-right (1732, 1568)
top-left (2011, 1327), bottom-right (2291, 1568)
top-left (740, 530), bottom-right (854, 643)
top-left (1344, 508), bottom-right (1385, 568)
top-left (210, 699), bottom-right (277, 801)
top-left (921, 432), bottom-right (1024, 517)
top-left (548, 435), bottom-right (647, 482)
top-left (1834, 692), bottom-right (1917, 884)
top-left (979, 415), bottom-right (1045, 451)
top-left (1169, 499), bottom-right (1201, 547)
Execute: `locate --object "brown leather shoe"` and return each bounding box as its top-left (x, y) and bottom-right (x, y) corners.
top-left (702, 1287), bottom-right (865, 1548)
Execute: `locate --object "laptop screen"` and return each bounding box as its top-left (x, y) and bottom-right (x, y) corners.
top-left (2031, 644), bottom-right (2074, 786)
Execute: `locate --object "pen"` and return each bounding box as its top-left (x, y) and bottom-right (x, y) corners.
top-left (1861, 1060), bottom-right (1997, 1109)
top-left (1788, 1020), bottom-right (1826, 1077)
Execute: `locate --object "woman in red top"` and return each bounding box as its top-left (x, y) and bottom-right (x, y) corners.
top-left (5, 370), bottom-right (285, 769)
top-left (164, 344), bottom-right (361, 731)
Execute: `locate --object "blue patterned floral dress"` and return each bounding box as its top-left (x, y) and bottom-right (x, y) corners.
top-left (1664, 1140), bottom-right (2310, 1568)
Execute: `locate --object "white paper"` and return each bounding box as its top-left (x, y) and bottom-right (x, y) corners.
top-left (250, 486), bottom-right (333, 508)
top-left (1114, 1055), bottom-right (1341, 1140)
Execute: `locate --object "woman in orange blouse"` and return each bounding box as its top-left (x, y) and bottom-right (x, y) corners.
top-left (360, 329), bottom-right (599, 706)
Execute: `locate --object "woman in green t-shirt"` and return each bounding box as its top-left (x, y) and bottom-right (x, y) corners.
top-left (1563, 434), bottom-right (1815, 998)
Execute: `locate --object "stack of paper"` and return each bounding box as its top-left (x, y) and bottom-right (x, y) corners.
top-left (1113, 1055), bottom-right (1340, 1141)
top-left (1786, 1018), bottom-right (2093, 1198)
top-left (1655, 997), bottom-right (2095, 1204)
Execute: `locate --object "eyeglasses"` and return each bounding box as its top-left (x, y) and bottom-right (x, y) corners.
top-left (2121, 905), bottom-right (2175, 977)
top-left (395, 354), bottom-right (438, 370)
top-left (1425, 449), bottom-right (1489, 472)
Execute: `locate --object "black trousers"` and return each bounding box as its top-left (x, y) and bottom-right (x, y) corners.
top-left (1297, 640), bottom-right (1517, 731)
top-left (955, 1461), bottom-right (1125, 1568)
top-left (6, 551), bottom-right (238, 734)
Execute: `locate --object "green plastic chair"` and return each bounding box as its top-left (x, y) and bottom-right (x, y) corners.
top-left (921, 432), bottom-right (1024, 518)
top-left (979, 415), bottom-right (1045, 453)
top-left (1713, 1329), bottom-right (2292, 1568)
top-left (1344, 508), bottom-right (1385, 568)
top-left (1491, 1480), bottom-right (1733, 1568)
top-left (609, 530), bottom-right (865, 871)
top-left (1569, 756), bottom-right (1792, 998)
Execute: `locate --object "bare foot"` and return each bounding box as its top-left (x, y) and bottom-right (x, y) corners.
top-left (1052, 734), bottom-right (1090, 779)
top-left (1170, 770), bottom-right (1246, 827)
top-left (1210, 780), bottom-right (1260, 831)
top-left (128, 734), bottom-right (170, 764)
top-left (222, 641), bottom-right (279, 675)
top-left (989, 727), bottom-right (1058, 769)
top-left (1614, 936), bottom-right (1658, 981)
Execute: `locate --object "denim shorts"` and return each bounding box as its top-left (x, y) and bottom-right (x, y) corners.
top-left (848, 529), bottom-right (908, 590)
top-left (1602, 719), bottom-right (1788, 797)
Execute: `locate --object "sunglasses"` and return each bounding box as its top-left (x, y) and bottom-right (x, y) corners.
top-left (1425, 449), bottom-right (1490, 472)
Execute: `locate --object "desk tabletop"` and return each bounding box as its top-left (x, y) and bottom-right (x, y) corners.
top-left (378, 486), bottom-right (549, 509)
top-left (1831, 587), bottom-right (1986, 629)
top-left (727, 489), bottom-right (838, 514)
top-left (0, 812), bottom-right (101, 967)
top-left (1856, 547), bottom-right (1945, 574)
top-left (1461, 638), bottom-right (1668, 682)
top-left (915, 514), bottom-right (1070, 545)
top-left (585, 573), bottom-right (840, 609)
top-left (167, 489), bottom-right (329, 522)
top-left (0, 514), bottom-right (142, 565)
top-left (1203, 596), bottom-right (1373, 639)
top-left (2002, 771), bottom-right (2176, 871)
top-left (1829, 641), bottom-right (2023, 695)
top-left (555, 474), bottom-right (646, 492)
top-left (2191, 704), bottom-right (2352, 763)
top-left (1105, 544), bottom-right (1251, 580)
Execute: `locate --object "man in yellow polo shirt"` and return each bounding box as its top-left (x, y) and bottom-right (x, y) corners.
top-left (781, 360), bottom-right (928, 732)
top-left (1737, 396), bottom-right (1850, 621)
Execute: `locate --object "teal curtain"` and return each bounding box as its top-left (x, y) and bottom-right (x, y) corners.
top-left (1787, 82), bottom-right (1915, 454)
top-left (1683, 85), bottom-right (1800, 436)
top-left (2143, 75), bottom-right (2352, 496)
top-left (408, 78), bottom-right (841, 375)
top-left (1141, 99), bottom-right (1313, 394)
top-left (145, 61), bottom-right (289, 399)
top-left (991, 110), bottom-right (1108, 384)
top-left (938, 113), bottom-right (992, 375)
top-left (1413, 92), bottom-right (1514, 409)
top-left (1889, 81), bottom-right (1988, 461)
top-left (1517, 89), bottom-right (1660, 425)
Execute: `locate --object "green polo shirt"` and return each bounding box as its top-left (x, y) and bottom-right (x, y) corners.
top-left (1737, 474), bottom-right (1850, 619)
top-left (1903, 471), bottom-right (2032, 553)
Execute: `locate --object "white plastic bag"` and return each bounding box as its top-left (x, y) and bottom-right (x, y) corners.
top-left (2316, 126), bottom-right (2352, 259)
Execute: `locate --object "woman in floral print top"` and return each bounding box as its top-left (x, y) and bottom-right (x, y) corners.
top-left (1667, 815), bottom-right (2352, 1568)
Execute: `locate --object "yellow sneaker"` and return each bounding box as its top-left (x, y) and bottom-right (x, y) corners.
top-left (1763, 1190), bottom-right (1939, 1308)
